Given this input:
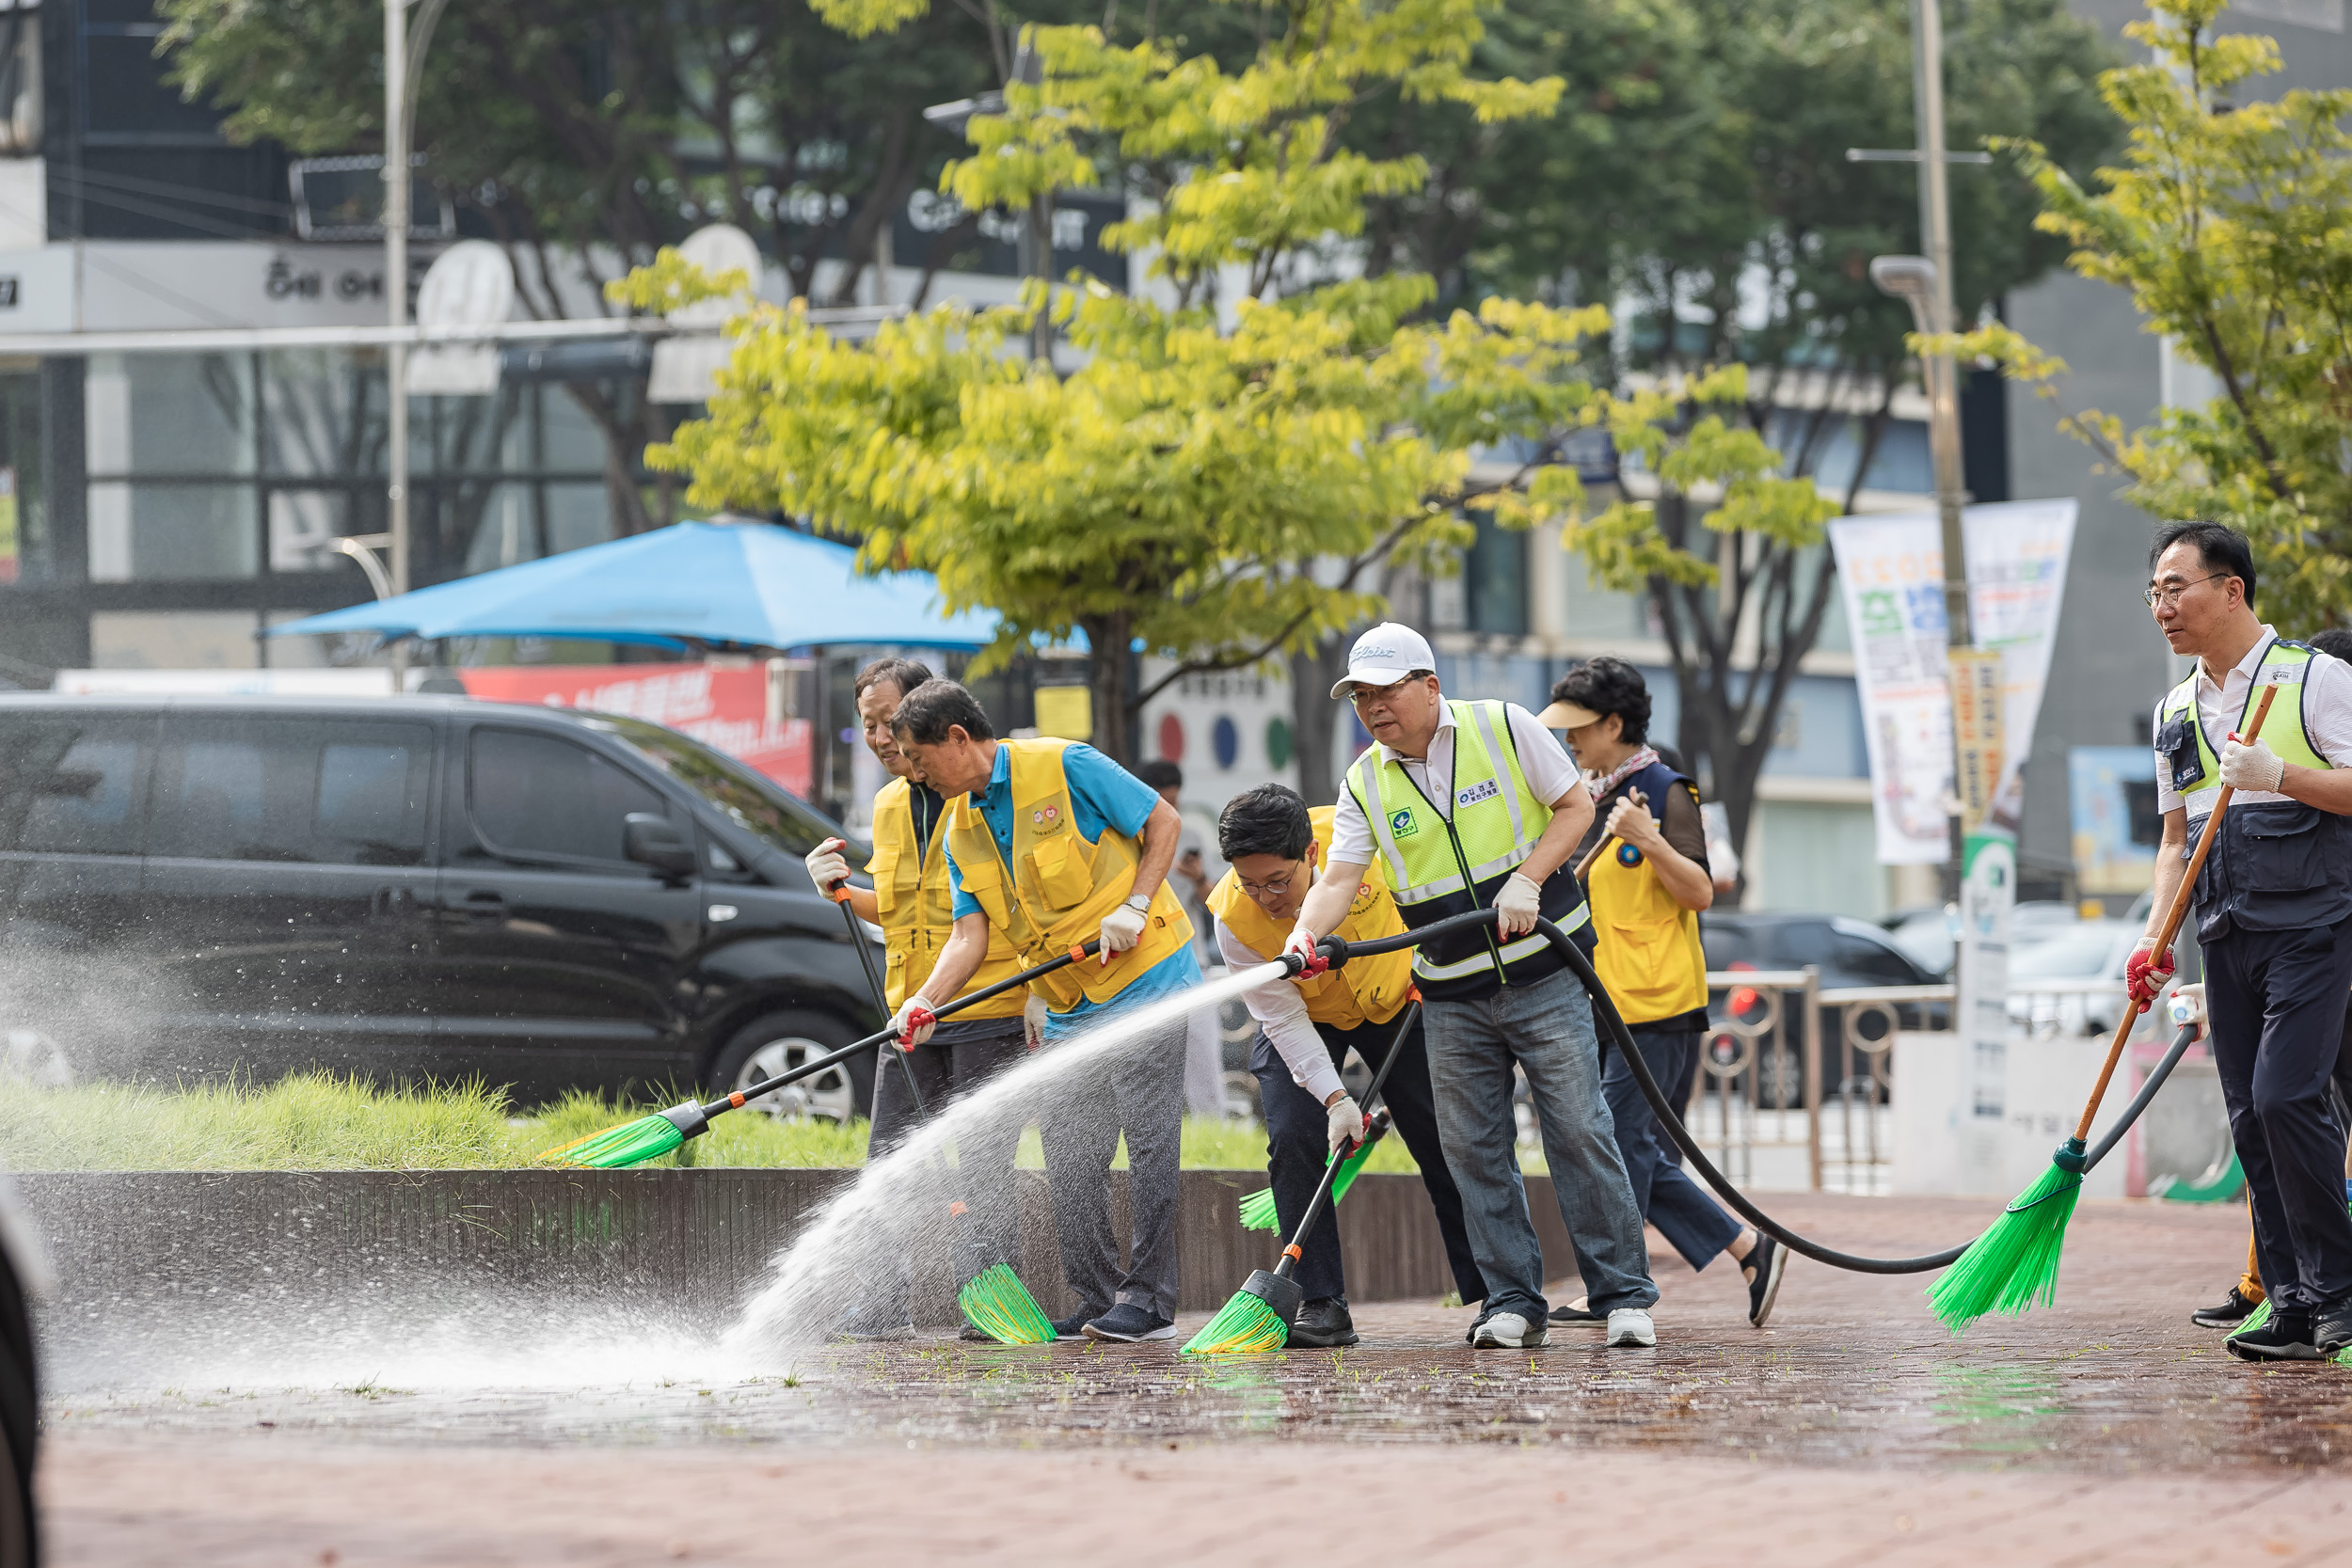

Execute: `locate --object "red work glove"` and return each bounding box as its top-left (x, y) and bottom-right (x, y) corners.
top-left (2124, 939), bottom-right (2175, 1015)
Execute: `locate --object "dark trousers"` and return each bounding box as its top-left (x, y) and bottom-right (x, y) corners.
top-left (868, 1021), bottom-right (1030, 1284)
top-left (2207, 917), bottom-right (2352, 1312)
top-left (1601, 1026), bottom-right (1741, 1272)
top-left (1251, 1011), bottom-right (1486, 1305)
top-left (1041, 1015), bottom-right (1186, 1321)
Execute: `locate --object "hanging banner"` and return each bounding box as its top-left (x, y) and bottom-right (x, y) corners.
top-left (1961, 499), bottom-right (2078, 831)
top-left (1829, 515), bottom-right (1952, 864)
top-left (457, 662), bottom-right (814, 798)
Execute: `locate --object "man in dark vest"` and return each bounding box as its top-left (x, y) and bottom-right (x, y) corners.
top-left (2134, 522), bottom-right (2352, 1360)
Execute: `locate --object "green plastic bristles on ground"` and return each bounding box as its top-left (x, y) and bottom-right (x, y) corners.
top-left (1181, 1290), bottom-right (1288, 1355)
top-left (1926, 1163), bottom-right (2083, 1329)
top-left (1238, 1140), bottom-right (1380, 1232)
top-left (539, 1112), bottom-right (684, 1170)
top-left (957, 1263), bottom-right (1057, 1345)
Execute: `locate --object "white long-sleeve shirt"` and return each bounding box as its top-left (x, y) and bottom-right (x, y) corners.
top-left (1214, 911), bottom-right (1348, 1106)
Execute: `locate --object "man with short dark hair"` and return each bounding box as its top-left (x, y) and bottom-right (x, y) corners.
top-left (1210, 784), bottom-right (1485, 1344)
top-left (891, 679), bottom-right (1200, 1343)
top-left (2135, 523), bottom-right (2352, 1360)
top-left (803, 657), bottom-right (1035, 1338)
top-left (1541, 657), bottom-right (1788, 1328)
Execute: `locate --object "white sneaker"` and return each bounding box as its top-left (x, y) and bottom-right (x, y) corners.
top-left (1471, 1311), bottom-right (1548, 1349)
top-left (1606, 1307), bottom-right (1656, 1348)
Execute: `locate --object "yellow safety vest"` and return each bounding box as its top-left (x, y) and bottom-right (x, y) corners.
top-left (943, 738), bottom-right (1194, 1011)
top-left (868, 775), bottom-right (1027, 1019)
top-left (1206, 805), bottom-right (1416, 1031)
top-left (1586, 768), bottom-right (1708, 1026)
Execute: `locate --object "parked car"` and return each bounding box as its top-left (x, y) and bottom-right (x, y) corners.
top-left (1879, 899), bottom-right (2085, 979)
top-left (0, 695), bottom-right (888, 1120)
top-left (2007, 918), bottom-right (2139, 1037)
top-left (1699, 912), bottom-right (1946, 1105)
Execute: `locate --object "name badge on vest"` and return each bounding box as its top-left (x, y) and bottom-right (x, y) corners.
top-left (1456, 778), bottom-right (1500, 809)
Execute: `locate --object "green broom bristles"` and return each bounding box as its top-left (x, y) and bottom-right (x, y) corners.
top-left (1181, 1290), bottom-right (1289, 1355)
top-left (538, 1112), bottom-right (685, 1170)
top-left (1926, 1163), bottom-right (2083, 1329)
top-left (957, 1263), bottom-right (1057, 1345)
top-left (1238, 1136), bottom-right (1383, 1231)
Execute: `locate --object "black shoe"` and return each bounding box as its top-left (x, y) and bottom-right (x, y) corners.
top-left (2191, 1286), bottom-right (2263, 1330)
top-left (1548, 1296), bottom-right (1603, 1323)
top-left (2227, 1308), bottom-right (2319, 1362)
top-left (2313, 1301), bottom-right (2352, 1358)
top-left (1288, 1296), bottom-right (1359, 1348)
top-left (1744, 1235), bottom-right (1788, 1328)
top-left (1050, 1310), bottom-right (1098, 1340)
top-left (1081, 1303), bottom-right (1176, 1343)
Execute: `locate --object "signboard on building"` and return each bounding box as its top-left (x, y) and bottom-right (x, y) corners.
top-left (457, 662), bottom-right (813, 798)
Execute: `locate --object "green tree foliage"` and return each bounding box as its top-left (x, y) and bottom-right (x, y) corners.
top-left (1944, 0), bottom-right (2352, 632)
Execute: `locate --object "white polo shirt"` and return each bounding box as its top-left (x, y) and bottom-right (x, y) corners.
top-left (2153, 627), bottom-right (2352, 819)
top-left (1327, 700), bottom-right (1585, 867)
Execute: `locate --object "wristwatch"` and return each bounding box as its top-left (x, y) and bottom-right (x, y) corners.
top-left (1122, 894), bottom-right (1152, 913)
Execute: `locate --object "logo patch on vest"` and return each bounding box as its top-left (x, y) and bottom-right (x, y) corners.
top-left (1388, 807), bottom-right (1420, 841)
top-left (1456, 778), bottom-right (1500, 809)
top-left (1029, 804), bottom-right (1061, 827)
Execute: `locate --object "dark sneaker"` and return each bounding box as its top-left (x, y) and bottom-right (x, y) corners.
top-left (1288, 1296), bottom-right (1359, 1348)
top-left (1548, 1296), bottom-right (1603, 1323)
top-left (1050, 1310), bottom-right (1098, 1340)
top-left (2313, 1302), bottom-right (2352, 1358)
top-left (1744, 1235), bottom-right (1788, 1328)
top-left (2192, 1286), bottom-right (2264, 1330)
top-left (1081, 1303), bottom-right (1176, 1343)
top-left (2227, 1308), bottom-right (2319, 1362)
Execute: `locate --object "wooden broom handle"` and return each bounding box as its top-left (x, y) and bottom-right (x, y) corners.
top-left (1575, 787), bottom-right (1646, 879)
top-left (2071, 680), bottom-right (2280, 1142)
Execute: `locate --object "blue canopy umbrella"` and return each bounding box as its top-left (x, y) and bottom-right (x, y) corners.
top-left (266, 518), bottom-right (1000, 651)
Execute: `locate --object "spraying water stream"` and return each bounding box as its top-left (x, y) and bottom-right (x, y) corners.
top-left (724, 961), bottom-right (1282, 1357)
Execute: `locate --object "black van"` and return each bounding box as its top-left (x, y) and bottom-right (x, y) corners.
top-left (0, 694), bottom-right (887, 1119)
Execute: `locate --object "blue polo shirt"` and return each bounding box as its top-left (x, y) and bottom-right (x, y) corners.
top-left (946, 740), bottom-right (1200, 1032)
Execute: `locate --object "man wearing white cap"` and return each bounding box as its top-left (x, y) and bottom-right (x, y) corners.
top-left (1282, 623), bottom-right (1660, 1349)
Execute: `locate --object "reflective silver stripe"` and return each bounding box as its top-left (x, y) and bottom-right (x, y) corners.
top-left (1409, 903), bottom-right (1592, 979)
top-left (1463, 701), bottom-right (1533, 853)
top-left (1391, 873), bottom-right (1468, 905)
top-left (1354, 750), bottom-right (1411, 888)
top-left (1465, 847), bottom-right (1531, 883)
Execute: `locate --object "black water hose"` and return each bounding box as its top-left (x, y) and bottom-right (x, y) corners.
top-left (1313, 910), bottom-right (2200, 1276)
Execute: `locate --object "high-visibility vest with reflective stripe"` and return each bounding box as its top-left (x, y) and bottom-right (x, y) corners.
top-left (1206, 805), bottom-right (1416, 1031)
top-left (2156, 637), bottom-right (2352, 941)
top-left (868, 775), bottom-right (1028, 1019)
top-left (1344, 699), bottom-right (1590, 998)
top-left (943, 738), bottom-right (1194, 1011)
top-left (1586, 762), bottom-right (1708, 1026)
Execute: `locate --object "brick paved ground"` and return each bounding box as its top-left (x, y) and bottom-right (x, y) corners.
top-left (44, 1193), bottom-right (2352, 1565)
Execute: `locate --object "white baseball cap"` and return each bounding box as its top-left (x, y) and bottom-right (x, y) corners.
top-left (1329, 622), bottom-right (1438, 699)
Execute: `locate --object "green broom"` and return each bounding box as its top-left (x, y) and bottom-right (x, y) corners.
top-left (542, 938), bottom-right (1104, 1170)
top-left (1236, 1111), bottom-right (1391, 1231)
top-left (1185, 1001), bottom-right (1420, 1355)
top-left (1929, 684), bottom-right (2277, 1330)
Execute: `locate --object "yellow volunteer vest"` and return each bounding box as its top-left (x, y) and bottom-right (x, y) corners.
top-left (1586, 775), bottom-right (1708, 1026)
top-left (868, 775), bottom-right (1027, 1019)
top-left (1206, 805), bottom-right (1416, 1030)
top-left (943, 738), bottom-right (1193, 1010)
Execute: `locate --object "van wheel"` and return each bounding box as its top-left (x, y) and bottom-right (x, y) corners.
top-left (707, 1011), bottom-right (875, 1126)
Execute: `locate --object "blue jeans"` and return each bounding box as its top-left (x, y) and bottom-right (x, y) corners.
top-left (1604, 1026), bottom-right (1740, 1272)
top-left (1423, 965), bottom-right (1658, 1320)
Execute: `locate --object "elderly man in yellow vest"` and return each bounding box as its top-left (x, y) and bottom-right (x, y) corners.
top-left (1542, 656), bottom-right (1787, 1330)
top-left (1285, 624), bottom-right (1659, 1350)
top-left (803, 657), bottom-right (1038, 1338)
top-left (889, 678), bottom-right (1200, 1344)
top-left (1210, 784), bottom-right (1486, 1345)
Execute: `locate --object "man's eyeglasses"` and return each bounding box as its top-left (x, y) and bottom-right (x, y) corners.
top-left (2143, 571), bottom-right (2230, 609)
top-left (1347, 676), bottom-right (1423, 709)
top-left (1237, 868), bottom-right (1300, 901)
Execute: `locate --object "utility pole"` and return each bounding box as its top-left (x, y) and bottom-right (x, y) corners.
top-left (385, 0), bottom-right (410, 689)
top-left (1910, 0), bottom-right (1968, 662)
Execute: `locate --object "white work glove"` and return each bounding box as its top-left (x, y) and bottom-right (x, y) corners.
top-left (889, 996), bottom-right (936, 1050)
top-left (2168, 980), bottom-right (2208, 1043)
top-left (2219, 735), bottom-right (2286, 793)
top-left (805, 836), bottom-right (850, 895)
top-left (1495, 870), bottom-right (1544, 938)
top-left (1024, 991), bottom-right (1050, 1051)
top-left (1097, 899), bottom-right (1148, 962)
top-left (1281, 923), bottom-right (1322, 966)
top-left (1325, 1094), bottom-right (1366, 1154)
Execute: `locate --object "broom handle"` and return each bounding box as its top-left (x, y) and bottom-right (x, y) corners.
top-left (1273, 999), bottom-right (1422, 1280)
top-left (1573, 788), bottom-right (1647, 880)
top-left (2071, 681), bottom-right (2279, 1143)
top-left (833, 881), bottom-right (928, 1118)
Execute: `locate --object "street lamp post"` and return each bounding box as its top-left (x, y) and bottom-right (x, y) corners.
top-left (383, 0), bottom-right (450, 685)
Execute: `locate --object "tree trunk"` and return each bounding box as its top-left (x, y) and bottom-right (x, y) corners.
top-left (1082, 609), bottom-right (1134, 765)
top-left (1289, 629), bottom-right (1354, 799)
